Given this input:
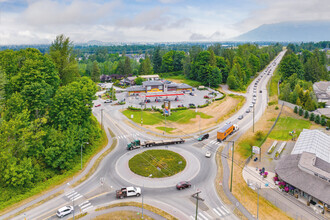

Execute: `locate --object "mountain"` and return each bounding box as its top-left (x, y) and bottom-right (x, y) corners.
top-left (232, 21), bottom-right (330, 42)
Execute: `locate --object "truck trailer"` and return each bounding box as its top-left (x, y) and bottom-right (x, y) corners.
top-left (217, 123), bottom-right (239, 142)
top-left (127, 138), bottom-right (185, 150)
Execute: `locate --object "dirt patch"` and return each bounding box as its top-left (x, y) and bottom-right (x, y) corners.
top-left (143, 96), bottom-right (242, 135)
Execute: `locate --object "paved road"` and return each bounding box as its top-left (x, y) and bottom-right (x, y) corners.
top-left (3, 52), bottom-right (290, 220)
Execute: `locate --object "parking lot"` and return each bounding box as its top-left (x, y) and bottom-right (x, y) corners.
top-left (115, 88), bottom-right (223, 109)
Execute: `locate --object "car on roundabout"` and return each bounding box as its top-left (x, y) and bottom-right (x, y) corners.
top-left (95, 104), bottom-right (101, 107)
top-left (197, 133), bottom-right (209, 141)
top-left (205, 151), bottom-right (212, 158)
top-left (176, 181), bottom-right (191, 190)
top-left (56, 206), bottom-right (73, 218)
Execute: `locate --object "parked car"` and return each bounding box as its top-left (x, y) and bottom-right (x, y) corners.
top-left (95, 104), bottom-right (101, 107)
top-left (238, 115), bottom-right (244, 120)
top-left (178, 104), bottom-right (184, 107)
top-left (326, 127), bottom-right (330, 130)
top-left (205, 151), bottom-right (212, 158)
top-left (204, 95), bottom-right (210, 99)
top-left (250, 103), bottom-right (254, 108)
top-left (104, 99), bottom-right (112, 103)
top-left (176, 181), bottom-right (191, 190)
top-left (189, 92), bottom-right (194, 96)
top-left (56, 206), bottom-right (73, 218)
top-left (198, 133), bottom-right (209, 141)
top-left (189, 103), bottom-right (196, 108)
top-left (260, 90), bottom-right (262, 93)
top-left (246, 109), bottom-right (250, 113)
top-left (253, 94), bottom-right (256, 97)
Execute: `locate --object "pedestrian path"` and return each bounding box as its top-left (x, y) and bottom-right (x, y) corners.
top-left (78, 200), bottom-right (93, 213)
top-left (65, 190), bottom-right (83, 201)
top-left (116, 132), bottom-right (143, 140)
top-left (189, 205), bottom-right (230, 219)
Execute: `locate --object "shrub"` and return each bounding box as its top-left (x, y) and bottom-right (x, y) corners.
top-left (309, 113), bottom-right (315, 121)
top-left (315, 115), bottom-right (321, 124)
top-left (294, 106), bottom-right (298, 114)
top-left (327, 120), bottom-right (330, 127)
top-left (321, 117), bottom-right (326, 126)
top-left (298, 108), bottom-right (303, 116)
top-left (304, 110), bottom-right (309, 119)
top-left (255, 131), bottom-right (264, 141)
top-left (269, 101), bottom-right (276, 106)
top-left (275, 106), bottom-right (279, 110)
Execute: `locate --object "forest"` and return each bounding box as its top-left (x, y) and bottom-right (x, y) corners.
top-left (279, 48), bottom-right (329, 111)
top-left (0, 35), bottom-right (103, 209)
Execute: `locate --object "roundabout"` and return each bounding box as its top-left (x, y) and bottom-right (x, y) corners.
top-left (115, 146), bottom-right (201, 188)
top-left (128, 149), bottom-right (186, 178)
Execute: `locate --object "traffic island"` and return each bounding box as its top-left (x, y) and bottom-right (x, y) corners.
top-left (128, 150), bottom-right (186, 178)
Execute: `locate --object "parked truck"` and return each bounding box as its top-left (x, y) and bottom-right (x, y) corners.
top-left (127, 138), bottom-right (185, 150)
top-left (217, 123), bottom-right (239, 142)
top-left (116, 186), bottom-right (141, 199)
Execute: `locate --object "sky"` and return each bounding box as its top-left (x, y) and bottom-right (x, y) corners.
top-left (0, 0), bottom-right (329, 45)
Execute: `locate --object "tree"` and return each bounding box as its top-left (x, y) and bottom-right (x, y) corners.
top-left (152, 47), bottom-right (162, 73)
top-left (320, 117), bottom-right (326, 126)
top-left (49, 34), bottom-right (80, 85)
top-left (309, 112), bottom-right (315, 121)
top-left (91, 61), bottom-right (101, 82)
top-left (134, 77), bottom-right (143, 85)
top-left (123, 56), bottom-right (132, 76)
top-left (139, 57), bottom-right (153, 75)
top-left (227, 74), bottom-right (239, 90)
top-left (304, 110), bottom-right (309, 119)
top-left (315, 114), bottom-right (320, 124)
top-left (298, 107), bottom-right (303, 116)
top-left (294, 106), bottom-right (298, 114)
top-left (279, 53), bottom-right (304, 80)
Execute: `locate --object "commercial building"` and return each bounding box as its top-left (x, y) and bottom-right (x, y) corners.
top-left (126, 80), bottom-right (192, 95)
top-left (275, 129), bottom-right (330, 213)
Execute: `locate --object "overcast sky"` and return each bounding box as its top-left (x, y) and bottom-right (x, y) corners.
top-left (0, 0), bottom-right (329, 45)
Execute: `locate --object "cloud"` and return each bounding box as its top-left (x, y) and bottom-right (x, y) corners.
top-left (238, 0), bottom-right (330, 32)
top-left (189, 31), bottom-right (225, 41)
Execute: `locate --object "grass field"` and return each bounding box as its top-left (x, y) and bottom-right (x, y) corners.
top-left (163, 75), bottom-right (202, 87)
top-left (122, 109), bottom-right (212, 125)
top-left (93, 210), bottom-right (153, 220)
top-left (269, 68), bottom-right (280, 98)
top-left (129, 150), bottom-right (186, 178)
top-left (155, 126), bottom-right (175, 133)
top-left (268, 116), bottom-right (311, 140)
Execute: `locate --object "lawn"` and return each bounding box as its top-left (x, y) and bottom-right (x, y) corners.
top-left (269, 68), bottom-right (280, 97)
top-left (156, 126), bottom-right (175, 133)
top-left (122, 109), bottom-right (212, 125)
top-left (129, 150), bottom-right (186, 178)
top-left (163, 75), bottom-right (202, 87)
top-left (268, 116), bottom-right (311, 140)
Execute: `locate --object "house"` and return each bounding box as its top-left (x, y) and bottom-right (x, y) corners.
top-left (275, 129), bottom-right (330, 213)
top-left (119, 76), bottom-right (137, 86)
top-left (313, 81), bottom-right (330, 104)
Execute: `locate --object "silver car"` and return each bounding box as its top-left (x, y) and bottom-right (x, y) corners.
top-left (56, 206), bottom-right (73, 218)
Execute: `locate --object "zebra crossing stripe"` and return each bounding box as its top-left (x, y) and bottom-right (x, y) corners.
top-left (216, 207), bottom-right (226, 215)
top-left (198, 212), bottom-right (208, 220)
top-left (65, 191), bottom-right (75, 197)
top-left (67, 192), bottom-right (77, 198)
top-left (80, 203), bottom-right (91, 210)
top-left (190, 216), bottom-right (195, 220)
top-left (72, 195), bottom-right (83, 201)
top-left (79, 201), bottom-right (89, 207)
top-left (213, 208), bottom-right (222, 217)
top-left (222, 206), bottom-right (230, 214)
top-left (82, 205), bottom-right (93, 213)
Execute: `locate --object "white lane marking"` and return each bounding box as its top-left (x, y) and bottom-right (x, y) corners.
top-left (67, 192), bottom-right (77, 198)
top-left (82, 205), bottom-right (93, 213)
top-left (213, 208), bottom-right (222, 217)
top-left (79, 201), bottom-right (89, 207)
top-left (65, 191), bottom-right (75, 196)
top-left (72, 195), bottom-right (83, 201)
top-left (190, 216), bottom-right (195, 220)
top-left (217, 207), bottom-right (226, 215)
top-left (198, 212), bottom-right (208, 220)
top-left (80, 203), bottom-right (91, 210)
top-left (222, 206), bottom-right (230, 214)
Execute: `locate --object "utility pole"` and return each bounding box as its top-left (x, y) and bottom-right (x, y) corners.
top-left (192, 191), bottom-right (204, 220)
top-left (224, 141), bottom-right (235, 192)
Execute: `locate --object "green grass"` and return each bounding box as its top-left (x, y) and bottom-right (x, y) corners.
top-left (237, 131), bottom-right (266, 158)
top-left (122, 109), bottom-right (212, 125)
top-left (163, 75), bottom-right (202, 87)
top-left (128, 150), bottom-right (186, 178)
top-left (269, 68), bottom-right (280, 97)
top-left (156, 127), bottom-right (175, 133)
top-left (268, 116), bottom-right (311, 140)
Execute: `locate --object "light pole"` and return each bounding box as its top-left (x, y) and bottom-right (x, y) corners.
top-left (192, 191), bottom-right (204, 220)
top-left (67, 183), bottom-right (74, 220)
top-left (142, 174), bottom-right (152, 219)
top-left (81, 142), bottom-right (89, 170)
top-left (224, 141), bottom-right (235, 192)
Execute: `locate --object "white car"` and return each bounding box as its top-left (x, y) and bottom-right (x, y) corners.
top-left (104, 99), bottom-right (112, 103)
top-left (205, 151), bottom-right (211, 158)
top-left (56, 206), bottom-right (73, 218)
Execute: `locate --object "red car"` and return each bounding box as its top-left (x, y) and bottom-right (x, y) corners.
top-left (204, 95), bottom-right (210, 99)
top-left (176, 181), bottom-right (191, 190)
top-left (95, 104), bottom-right (101, 107)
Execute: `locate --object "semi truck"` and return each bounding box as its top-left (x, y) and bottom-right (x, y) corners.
top-left (217, 123), bottom-right (239, 142)
top-left (116, 186), bottom-right (141, 199)
top-left (127, 138), bottom-right (185, 150)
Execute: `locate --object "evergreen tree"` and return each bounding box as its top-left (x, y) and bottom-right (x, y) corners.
top-left (315, 114), bottom-right (320, 124)
top-left (309, 112), bottom-right (315, 121)
top-left (152, 47), bottom-right (162, 73)
top-left (304, 110), bottom-right (309, 119)
top-left (298, 107), bottom-right (303, 116)
top-left (321, 117), bottom-right (326, 126)
top-left (294, 106), bottom-right (298, 114)
top-left (91, 61), bottom-right (101, 82)
top-left (123, 56), bottom-right (132, 76)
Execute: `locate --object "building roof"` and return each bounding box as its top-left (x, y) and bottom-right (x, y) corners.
top-left (127, 76), bottom-right (137, 81)
top-left (314, 108), bottom-right (330, 117)
top-left (126, 86), bottom-right (145, 92)
top-left (143, 81), bottom-right (163, 86)
top-left (176, 83), bottom-right (193, 89)
top-left (275, 153), bottom-right (330, 204)
top-left (140, 74), bottom-right (159, 78)
top-left (291, 129), bottom-right (330, 163)
top-left (313, 81), bottom-right (330, 100)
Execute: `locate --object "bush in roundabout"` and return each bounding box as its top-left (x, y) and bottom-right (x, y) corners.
top-left (128, 150), bottom-right (186, 178)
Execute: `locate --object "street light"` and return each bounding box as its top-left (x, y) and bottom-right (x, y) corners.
top-left (142, 174), bottom-right (152, 219)
top-left (81, 142), bottom-right (89, 170)
top-left (67, 183), bottom-right (74, 220)
top-left (224, 140), bottom-right (235, 192)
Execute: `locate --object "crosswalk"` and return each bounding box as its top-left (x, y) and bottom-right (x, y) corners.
top-left (79, 200), bottom-right (93, 213)
top-left (209, 140), bottom-right (221, 146)
top-left (116, 132), bottom-right (143, 140)
top-left (65, 190), bottom-right (83, 201)
top-left (189, 205), bottom-right (230, 219)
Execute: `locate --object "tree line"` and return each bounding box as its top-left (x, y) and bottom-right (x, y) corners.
top-left (279, 49), bottom-right (330, 111)
top-left (0, 35), bottom-right (102, 206)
